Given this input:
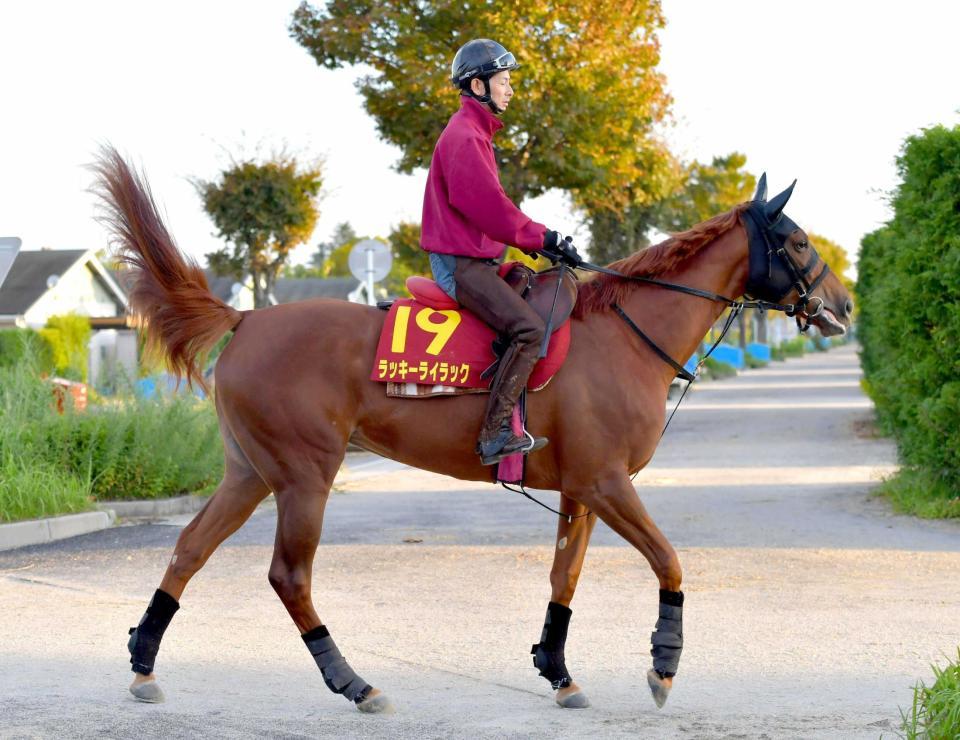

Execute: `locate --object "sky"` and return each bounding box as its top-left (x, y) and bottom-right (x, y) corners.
top-left (1, 1), bottom-right (958, 275)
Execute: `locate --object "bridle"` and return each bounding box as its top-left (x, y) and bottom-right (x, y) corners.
top-left (568, 201), bottom-right (833, 387)
top-left (504, 193), bottom-right (836, 520)
top-left (742, 202), bottom-right (831, 334)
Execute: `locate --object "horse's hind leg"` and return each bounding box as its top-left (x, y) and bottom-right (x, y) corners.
top-left (531, 494), bottom-right (597, 709)
top-left (127, 436), bottom-right (270, 702)
top-left (267, 466), bottom-right (393, 714)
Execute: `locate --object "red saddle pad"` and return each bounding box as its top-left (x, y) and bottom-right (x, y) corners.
top-left (370, 291), bottom-right (570, 390)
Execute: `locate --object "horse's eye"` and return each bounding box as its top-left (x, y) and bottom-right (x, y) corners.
top-left (795, 240), bottom-right (808, 250)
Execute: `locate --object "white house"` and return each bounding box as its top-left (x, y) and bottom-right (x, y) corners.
top-left (0, 248), bottom-right (127, 329)
top-left (0, 248), bottom-right (135, 386)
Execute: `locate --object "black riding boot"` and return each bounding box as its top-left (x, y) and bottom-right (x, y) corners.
top-left (477, 343), bottom-right (547, 465)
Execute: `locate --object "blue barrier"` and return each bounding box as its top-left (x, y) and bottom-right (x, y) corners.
top-left (711, 345), bottom-right (744, 369)
top-left (683, 354), bottom-right (698, 375)
top-left (746, 342), bottom-right (771, 362)
top-left (136, 377), bottom-right (158, 399)
top-left (135, 374), bottom-right (206, 400)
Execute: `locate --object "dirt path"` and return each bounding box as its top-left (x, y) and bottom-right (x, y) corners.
top-left (2, 344), bottom-right (958, 739)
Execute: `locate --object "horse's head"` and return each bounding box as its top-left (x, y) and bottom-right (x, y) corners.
top-left (743, 175), bottom-right (853, 337)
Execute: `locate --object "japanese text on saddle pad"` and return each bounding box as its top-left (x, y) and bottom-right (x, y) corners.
top-left (370, 299), bottom-right (498, 389)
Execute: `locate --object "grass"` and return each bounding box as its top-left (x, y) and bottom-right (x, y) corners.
top-left (878, 467), bottom-right (960, 519)
top-left (0, 347), bottom-right (224, 522)
top-left (0, 456), bottom-right (92, 522)
top-left (897, 648), bottom-right (960, 739)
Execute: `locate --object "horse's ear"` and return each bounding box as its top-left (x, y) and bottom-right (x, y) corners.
top-left (753, 172), bottom-right (768, 202)
top-left (764, 179), bottom-right (797, 221)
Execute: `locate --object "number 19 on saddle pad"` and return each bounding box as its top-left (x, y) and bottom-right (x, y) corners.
top-left (370, 300), bottom-right (497, 389)
top-left (369, 298), bottom-right (570, 392)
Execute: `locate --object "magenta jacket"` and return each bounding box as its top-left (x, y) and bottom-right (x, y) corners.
top-left (420, 97), bottom-right (547, 258)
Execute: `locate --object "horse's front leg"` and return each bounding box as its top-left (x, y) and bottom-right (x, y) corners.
top-left (531, 494), bottom-right (597, 708)
top-left (575, 472), bottom-right (684, 709)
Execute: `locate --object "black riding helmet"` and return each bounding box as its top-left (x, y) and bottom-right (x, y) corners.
top-left (450, 39), bottom-right (519, 115)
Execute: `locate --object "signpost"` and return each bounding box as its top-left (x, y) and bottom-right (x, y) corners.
top-left (348, 239), bottom-right (392, 305)
top-left (0, 237), bottom-right (21, 290)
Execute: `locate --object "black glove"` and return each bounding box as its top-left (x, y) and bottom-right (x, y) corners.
top-left (542, 230), bottom-right (582, 267)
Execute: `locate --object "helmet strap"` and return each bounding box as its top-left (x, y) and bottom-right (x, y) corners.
top-left (464, 78), bottom-right (504, 115)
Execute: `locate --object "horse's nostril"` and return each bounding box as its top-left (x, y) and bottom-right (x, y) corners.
top-left (844, 299), bottom-right (855, 316)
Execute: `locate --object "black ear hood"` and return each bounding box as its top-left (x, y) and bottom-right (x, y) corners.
top-left (764, 179), bottom-right (796, 224)
top-left (753, 172), bottom-right (768, 202)
top-left (744, 179), bottom-right (806, 301)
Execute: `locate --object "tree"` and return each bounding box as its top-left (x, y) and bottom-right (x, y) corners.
top-left (290, 1), bottom-right (673, 208)
top-left (197, 156), bottom-right (323, 308)
top-left (311, 222), bottom-right (357, 271)
top-left (589, 153), bottom-right (757, 263)
top-left (321, 221), bottom-right (431, 296)
top-left (806, 232), bottom-right (854, 293)
top-left (654, 153), bottom-right (757, 233)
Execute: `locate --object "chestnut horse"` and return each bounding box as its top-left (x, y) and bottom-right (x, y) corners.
top-left (95, 149), bottom-right (852, 712)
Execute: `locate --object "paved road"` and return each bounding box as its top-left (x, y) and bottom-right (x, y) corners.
top-left (2, 344), bottom-right (958, 739)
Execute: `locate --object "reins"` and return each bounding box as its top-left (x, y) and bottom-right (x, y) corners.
top-left (500, 209), bottom-right (831, 520)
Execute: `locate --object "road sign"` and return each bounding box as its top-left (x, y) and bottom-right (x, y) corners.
top-left (348, 239), bottom-right (392, 305)
top-left (0, 237), bottom-right (22, 290)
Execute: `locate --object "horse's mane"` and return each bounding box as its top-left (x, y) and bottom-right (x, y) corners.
top-left (573, 202), bottom-right (751, 318)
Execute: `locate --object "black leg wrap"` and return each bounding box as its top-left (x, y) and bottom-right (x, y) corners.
top-left (530, 601), bottom-right (573, 690)
top-left (127, 588), bottom-right (180, 675)
top-left (651, 589), bottom-right (684, 678)
top-left (302, 625), bottom-right (372, 704)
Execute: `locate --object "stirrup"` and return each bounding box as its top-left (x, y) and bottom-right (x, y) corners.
top-left (479, 430), bottom-right (548, 466)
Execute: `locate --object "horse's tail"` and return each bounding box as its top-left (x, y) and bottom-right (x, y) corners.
top-left (92, 146), bottom-right (242, 391)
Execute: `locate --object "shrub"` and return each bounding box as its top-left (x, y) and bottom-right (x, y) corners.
top-left (47, 395), bottom-right (224, 501)
top-left (0, 356), bottom-right (224, 521)
top-left (779, 337), bottom-right (806, 358)
top-left (744, 354), bottom-right (768, 369)
top-left (702, 356), bottom-right (737, 380)
top-left (899, 648), bottom-right (960, 739)
top-left (0, 357), bottom-right (92, 522)
top-left (858, 124), bottom-right (960, 510)
top-left (40, 313), bottom-right (91, 382)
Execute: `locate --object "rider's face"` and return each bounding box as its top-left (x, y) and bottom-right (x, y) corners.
top-left (472, 70), bottom-right (513, 111)
top-left (488, 70), bottom-right (513, 110)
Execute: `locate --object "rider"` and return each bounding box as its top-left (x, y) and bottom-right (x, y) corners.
top-left (420, 38), bottom-right (582, 466)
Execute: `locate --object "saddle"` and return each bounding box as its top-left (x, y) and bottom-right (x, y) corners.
top-left (370, 263), bottom-right (577, 394)
top-left (406, 262), bottom-right (577, 331)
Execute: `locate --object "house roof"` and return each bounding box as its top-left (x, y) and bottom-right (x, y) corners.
top-left (201, 271), bottom-right (360, 305)
top-left (204, 271), bottom-right (242, 304)
top-left (0, 249), bottom-right (88, 314)
top-left (274, 277), bottom-right (359, 303)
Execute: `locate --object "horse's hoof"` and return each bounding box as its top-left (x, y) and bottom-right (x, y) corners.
top-left (129, 680), bottom-right (165, 703)
top-left (555, 689), bottom-right (591, 709)
top-left (646, 668), bottom-right (671, 709)
top-left (356, 691), bottom-right (394, 714)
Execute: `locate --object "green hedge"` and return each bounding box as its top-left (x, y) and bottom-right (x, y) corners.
top-left (858, 123), bottom-right (960, 516)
